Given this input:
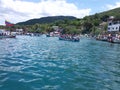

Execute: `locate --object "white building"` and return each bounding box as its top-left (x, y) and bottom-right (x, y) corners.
top-left (0, 29), bottom-right (5, 33)
top-left (107, 16), bottom-right (120, 32)
top-left (16, 29), bottom-right (23, 34)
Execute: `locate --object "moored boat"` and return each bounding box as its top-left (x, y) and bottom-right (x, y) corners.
top-left (46, 34), bottom-right (51, 37)
top-left (59, 35), bottom-right (80, 42)
top-left (96, 35), bottom-right (108, 41)
top-left (0, 35), bottom-right (16, 39)
top-left (46, 31), bottom-right (60, 37)
top-left (112, 38), bottom-right (120, 44)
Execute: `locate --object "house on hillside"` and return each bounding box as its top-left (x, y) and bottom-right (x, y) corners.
top-left (107, 16), bottom-right (120, 32)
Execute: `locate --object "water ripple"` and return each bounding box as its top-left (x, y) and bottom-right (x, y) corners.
top-left (0, 35), bottom-right (120, 90)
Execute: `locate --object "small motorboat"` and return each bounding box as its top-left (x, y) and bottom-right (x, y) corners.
top-left (59, 36), bottom-right (80, 42)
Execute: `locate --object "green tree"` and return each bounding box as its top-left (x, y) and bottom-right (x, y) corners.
top-left (82, 21), bottom-right (93, 34)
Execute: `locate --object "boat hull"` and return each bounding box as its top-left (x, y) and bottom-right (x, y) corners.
top-left (0, 35), bottom-right (16, 39)
top-left (112, 39), bottom-right (120, 44)
top-left (59, 37), bottom-right (80, 42)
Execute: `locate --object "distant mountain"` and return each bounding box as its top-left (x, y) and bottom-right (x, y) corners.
top-left (17, 16), bottom-right (77, 25)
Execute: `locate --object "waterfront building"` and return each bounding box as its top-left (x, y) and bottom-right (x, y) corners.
top-left (0, 29), bottom-right (10, 35)
top-left (107, 16), bottom-right (120, 32)
top-left (16, 29), bottom-right (23, 35)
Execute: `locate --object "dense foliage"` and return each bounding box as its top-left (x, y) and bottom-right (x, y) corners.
top-left (17, 16), bottom-right (76, 25)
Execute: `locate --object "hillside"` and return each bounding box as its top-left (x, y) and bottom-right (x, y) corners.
top-left (86, 7), bottom-right (120, 21)
top-left (99, 7), bottom-right (120, 18)
top-left (17, 16), bottom-right (76, 25)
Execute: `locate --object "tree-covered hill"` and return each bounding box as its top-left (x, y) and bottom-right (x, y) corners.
top-left (99, 7), bottom-right (120, 18)
top-left (17, 16), bottom-right (76, 25)
top-left (85, 7), bottom-right (120, 22)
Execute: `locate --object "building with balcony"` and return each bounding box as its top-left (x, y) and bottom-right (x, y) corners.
top-left (107, 16), bottom-right (120, 32)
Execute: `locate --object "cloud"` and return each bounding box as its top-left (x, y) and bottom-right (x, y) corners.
top-left (0, 0), bottom-right (91, 25)
top-left (106, 2), bottom-right (120, 9)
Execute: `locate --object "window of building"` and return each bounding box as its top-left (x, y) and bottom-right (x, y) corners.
top-left (113, 21), bottom-right (118, 24)
top-left (108, 27), bottom-right (110, 30)
top-left (109, 23), bottom-right (112, 25)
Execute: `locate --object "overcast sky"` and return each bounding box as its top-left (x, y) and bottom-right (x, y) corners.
top-left (0, 0), bottom-right (120, 25)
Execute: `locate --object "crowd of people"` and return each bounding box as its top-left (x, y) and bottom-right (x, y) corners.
top-left (59, 34), bottom-right (80, 42)
top-left (96, 33), bottom-right (120, 43)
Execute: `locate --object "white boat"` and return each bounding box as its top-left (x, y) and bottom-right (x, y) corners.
top-left (0, 29), bottom-right (16, 39)
top-left (46, 31), bottom-right (60, 37)
top-left (59, 35), bottom-right (80, 42)
top-left (113, 38), bottom-right (120, 44)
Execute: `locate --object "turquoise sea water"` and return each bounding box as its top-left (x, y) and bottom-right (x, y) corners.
top-left (0, 35), bottom-right (120, 90)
